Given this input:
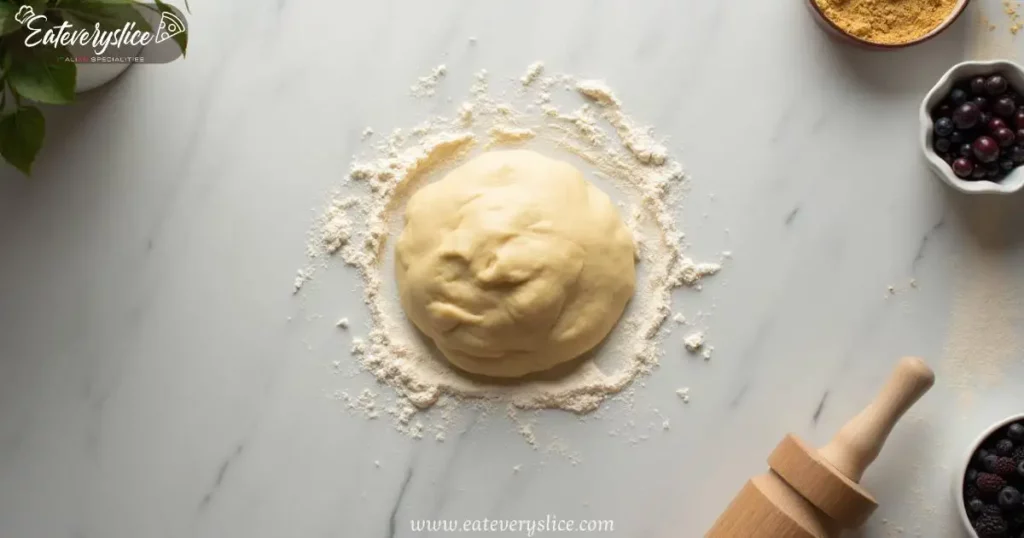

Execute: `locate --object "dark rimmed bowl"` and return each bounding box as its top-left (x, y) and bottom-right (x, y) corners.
top-left (806, 0), bottom-right (971, 49)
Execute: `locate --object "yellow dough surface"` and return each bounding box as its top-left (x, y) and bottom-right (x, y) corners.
top-left (395, 150), bottom-right (636, 378)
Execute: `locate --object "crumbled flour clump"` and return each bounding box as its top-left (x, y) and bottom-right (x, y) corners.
top-left (298, 63), bottom-right (723, 428)
top-left (410, 64), bottom-right (447, 97)
top-left (521, 62), bottom-right (545, 86)
top-left (684, 332), bottom-right (705, 352)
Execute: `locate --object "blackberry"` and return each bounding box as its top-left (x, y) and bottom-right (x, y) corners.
top-left (995, 457), bottom-right (1019, 477)
top-left (979, 473), bottom-right (1008, 495)
top-left (997, 439), bottom-right (1016, 456)
top-left (975, 513), bottom-right (1008, 537)
top-left (1012, 445), bottom-right (1024, 463)
top-left (984, 504), bottom-right (1004, 517)
top-left (967, 483), bottom-right (982, 501)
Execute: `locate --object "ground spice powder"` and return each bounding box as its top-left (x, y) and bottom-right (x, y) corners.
top-left (814, 0), bottom-right (959, 45)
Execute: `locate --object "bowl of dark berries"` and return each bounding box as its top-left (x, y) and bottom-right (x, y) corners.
top-left (957, 414), bottom-right (1024, 537)
top-left (921, 60), bottom-right (1024, 195)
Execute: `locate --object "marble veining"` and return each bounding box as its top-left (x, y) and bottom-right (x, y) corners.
top-left (1, 0), bottom-right (1023, 537)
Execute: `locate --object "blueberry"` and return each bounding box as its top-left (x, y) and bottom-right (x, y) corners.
top-left (971, 76), bottom-right (987, 95)
top-left (953, 157), bottom-right (975, 179)
top-left (935, 103), bottom-right (954, 119)
top-left (996, 439), bottom-right (1014, 456)
top-left (999, 486), bottom-right (1021, 509)
top-left (951, 88), bottom-right (969, 105)
top-left (943, 152), bottom-right (956, 165)
top-left (986, 75), bottom-right (1009, 96)
top-left (995, 127), bottom-right (1016, 148)
top-left (935, 117), bottom-right (955, 136)
top-left (1009, 423), bottom-right (1024, 442)
top-left (935, 137), bottom-right (952, 152)
top-left (972, 166), bottom-right (989, 180)
top-left (980, 112), bottom-right (993, 127)
top-left (968, 468), bottom-right (980, 483)
top-left (986, 164), bottom-right (1001, 179)
top-left (951, 131), bottom-right (967, 144)
top-left (1012, 146), bottom-right (1024, 164)
top-left (1018, 459), bottom-right (1024, 478)
top-left (974, 96), bottom-right (990, 111)
top-left (996, 96), bottom-right (1017, 117)
top-left (960, 143), bottom-right (974, 157)
top-left (969, 498), bottom-right (986, 513)
top-left (974, 136), bottom-right (1001, 163)
top-left (1001, 159), bottom-right (1015, 172)
top-left (978, 449), bottom-right (993, 467)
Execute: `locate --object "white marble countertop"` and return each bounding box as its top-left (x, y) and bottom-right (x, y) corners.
top-left (2, 1), bottom-right (1024, 537)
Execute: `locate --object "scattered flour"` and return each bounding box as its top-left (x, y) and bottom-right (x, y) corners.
top-left (457, 103), bottom-right (474, 126)
top-left (293, 269), bottom-right (311, 294)
top-left (684, 332), bottom-right (705, 352)
top-left (298, 63), bottom-right (723, 437)
top-left (575, 80), bottom-right (668, 165)
top-left (676, 387), bottom-right (690, 403)
top-left (487, 125), bottom-right (535, 146)
top-left (521, 62), bottom-right (545, 86)
top-left (672, 313), bottom-right (686, 324)
top-left (410, 64), bottom-right (447, 97)
top-left (336, 317), bottom-right (349, 329)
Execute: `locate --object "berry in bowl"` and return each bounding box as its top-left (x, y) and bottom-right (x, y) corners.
top-left (921, 60), bottom-right (1024, 195)
top-left (956, 414), bottom-right (1024, 537)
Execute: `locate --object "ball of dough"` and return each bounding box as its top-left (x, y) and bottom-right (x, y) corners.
top-left (395, 150), bottom-right (636, 378)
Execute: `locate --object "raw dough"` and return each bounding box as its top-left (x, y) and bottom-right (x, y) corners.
top-left (395, 150), bottom-right (636, 378)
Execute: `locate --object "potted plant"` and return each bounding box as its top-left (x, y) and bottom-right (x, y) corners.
top-left (0, 0), bottom-right (189, 175)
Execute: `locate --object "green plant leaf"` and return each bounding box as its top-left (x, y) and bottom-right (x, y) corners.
top-left (6, 46), bottom-right (75, 105)
top-left (0, 3), bottom-right (22, 35)
top-left (0, 106), bottom-right (45, 175)
top-left (153, 0), bottom-right (186, 56)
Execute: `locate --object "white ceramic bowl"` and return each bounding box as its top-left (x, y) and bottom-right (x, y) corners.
top-left (953, 413), bottom-right (1024, 537)
top-left (920, 60), bottom-right (1024, 195)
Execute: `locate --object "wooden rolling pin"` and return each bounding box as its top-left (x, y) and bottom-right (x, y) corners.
top-left (706, 356), bottom-right (935, 538)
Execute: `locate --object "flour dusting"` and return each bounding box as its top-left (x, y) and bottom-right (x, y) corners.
top-left (410, 64), bottom-right (447, 97)
top-left (298, 63), bottom-right (723, 434)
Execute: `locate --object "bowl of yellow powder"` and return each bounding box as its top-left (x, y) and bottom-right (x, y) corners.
top-left (808, 0), bottom-right (970, 48)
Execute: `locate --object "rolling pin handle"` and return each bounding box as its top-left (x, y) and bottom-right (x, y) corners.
top-left (818, 357), bottom-right (935, 482)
